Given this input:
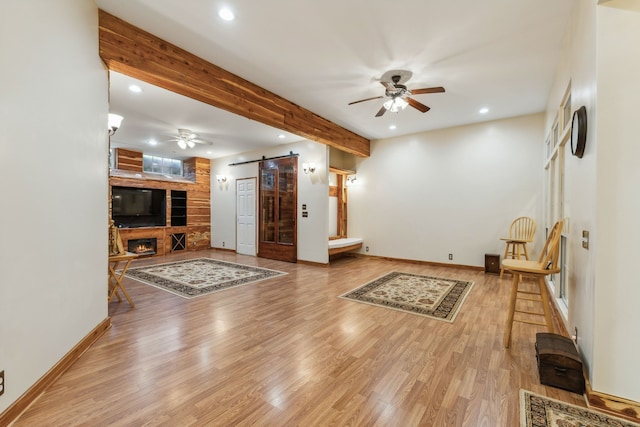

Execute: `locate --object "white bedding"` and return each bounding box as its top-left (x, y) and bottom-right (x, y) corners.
top-left (328, 237), bottom-right (363, 249)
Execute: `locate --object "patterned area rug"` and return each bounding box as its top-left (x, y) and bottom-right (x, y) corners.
top-left (124, 258), bottom-right (287, 299)
top-left (339, 271), bottom-right (473, 322)
top-left (520, 390), bottom-right (640, 427)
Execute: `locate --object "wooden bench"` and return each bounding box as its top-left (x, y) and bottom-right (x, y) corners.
top-left (329, 237), bottom-right (363, 258)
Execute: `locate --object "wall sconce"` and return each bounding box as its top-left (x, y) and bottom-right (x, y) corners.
top-left (108, 113), bottom-right (123, 136)
top-left (216, 175), bottom-right (227, 183)
top-left (302, 162), bottom-right (316, 174)
top-left (347, 175), bottom-right (357, 184)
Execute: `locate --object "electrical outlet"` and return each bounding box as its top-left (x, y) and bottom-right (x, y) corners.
top-left (222, 241), bottom-right (225, 247)
top-left (448, 254), bottom-right (453, 260)
top-left (573, 327), bottom-right (578, 343)
top-left (0, 370), bottom-right (5, 396)
top-left (365, 246), bottom-right (369, 252)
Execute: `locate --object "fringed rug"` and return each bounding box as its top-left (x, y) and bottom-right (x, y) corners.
top-left (124, 258), bottom-right (287, 299)
top-left (520, 390), bottom-right (640, 427)
top-left (339, 271), bottom-right (473, 322)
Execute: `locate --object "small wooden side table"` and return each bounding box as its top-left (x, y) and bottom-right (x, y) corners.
top-left (108, 252), bottom-right (138, 307)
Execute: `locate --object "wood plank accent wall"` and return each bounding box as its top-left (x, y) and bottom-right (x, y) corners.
top-left (114, 148), bottom-right (143, 172)
top-left (98, 10), bottom-right (370, 158)
top-left (109, 151), bottom-right (211, 255)
top-left (183, 157), bottom-right (211, 250)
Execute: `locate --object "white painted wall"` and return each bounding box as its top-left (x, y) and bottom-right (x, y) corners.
top-left (544, 0), bottom-right (598, 382)
top-left (545, 0), bottom-right (640, 403)
top-left (593, 3), bottom-right (640, 402)
top-left (348, 114), bottom-right (544, 267)
top-left (0, 1), bottom-right (108, 413)
top-left (211, 140), bottom-right (329, 264)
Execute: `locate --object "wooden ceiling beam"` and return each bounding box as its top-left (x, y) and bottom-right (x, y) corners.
top-left (98, 10), bottom-right (370, 157)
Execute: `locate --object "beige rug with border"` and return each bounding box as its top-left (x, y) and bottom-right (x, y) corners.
top-left (339, 271), bottom-right (474, 322)
top-left (124, 258), bottom-right (287, 299)
top-left (520, 390), bottom-right (640, 427)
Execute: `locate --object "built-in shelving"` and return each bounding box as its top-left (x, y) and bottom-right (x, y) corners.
top-left (171, 190), bottom-right (187, 227)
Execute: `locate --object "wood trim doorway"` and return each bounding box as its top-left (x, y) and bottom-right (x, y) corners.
top-left (258, 157), bottom-right (297, 262)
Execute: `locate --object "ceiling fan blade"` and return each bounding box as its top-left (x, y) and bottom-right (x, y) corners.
top-left (375, 105), bottom-right (387, 117)
top-left (407, 97), bottom-right (431, 113)
top-left (410, 86), bottom-right (445, 95)
top-left (381, 81), bottom-right (396, 91)
top-left (348, 95), bottom-right (384, 105)
top-left (193, 139), bottom-right (213, 146)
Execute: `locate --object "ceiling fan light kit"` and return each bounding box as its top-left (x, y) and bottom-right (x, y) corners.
top-left (349, 72), bottom-right (445, 117)
top-left (383, 97), bottom-right (408, 113)
top-left (169, 128), bottom-right (212, 149)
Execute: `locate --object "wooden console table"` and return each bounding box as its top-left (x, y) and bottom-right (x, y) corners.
top-left (108, 252), bottom-right (138, 307)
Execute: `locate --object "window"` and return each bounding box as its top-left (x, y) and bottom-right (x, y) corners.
top-left (559, 235), bottom-right (568, 303)
top-left (143, 155), bottom-right (183, 176)
top-left (544, 82), bottom-right (571, 306)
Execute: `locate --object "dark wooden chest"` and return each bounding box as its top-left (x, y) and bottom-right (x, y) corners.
top-left (535, 332), bottom-right (585, 394)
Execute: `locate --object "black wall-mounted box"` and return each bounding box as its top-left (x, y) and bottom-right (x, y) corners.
top-left (484, 254), bottom-right (500, 274)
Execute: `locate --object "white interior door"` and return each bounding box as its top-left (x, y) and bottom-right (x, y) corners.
top-left (237, 178), bottom-right (257, 256)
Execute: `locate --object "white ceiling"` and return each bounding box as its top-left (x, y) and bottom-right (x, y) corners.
top-left (99, 0), bottom-right (576, 160)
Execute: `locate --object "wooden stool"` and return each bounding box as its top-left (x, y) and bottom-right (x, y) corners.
top-left (500, 216), bottom-right (536, 278)
top-left (502, 220), bottom-right (563, 348)
top-left (108, 252), bottom-right (138, 307)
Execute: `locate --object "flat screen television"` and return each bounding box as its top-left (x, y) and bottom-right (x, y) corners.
top-left (112, 186), bottom-right (166, 228)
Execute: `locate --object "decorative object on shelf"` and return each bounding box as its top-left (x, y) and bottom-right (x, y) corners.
top-left (571, 105), bottom-right (587, 158)
top-left (108, 219), bottom-right (125, 256)
top-left (108, 113), bottom-right (123, 135)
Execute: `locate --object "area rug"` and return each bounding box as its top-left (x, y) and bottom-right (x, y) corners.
top-left (124, 258), bottom-right (287, 299)
top-left (339, 271), bottom-right (473, 322)
top-left (520, 390), bottom-right (640, 427)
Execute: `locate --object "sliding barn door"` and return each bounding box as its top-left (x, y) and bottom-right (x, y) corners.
top-left (258, 157), bottom-right (297, 262)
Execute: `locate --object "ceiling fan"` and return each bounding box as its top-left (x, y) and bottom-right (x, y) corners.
top-left (349, 74), bottom-right (445, 117)
top-left (168, 128), bottom-right (212, 149)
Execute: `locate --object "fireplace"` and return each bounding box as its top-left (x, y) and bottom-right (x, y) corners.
top-left (127, 238), bottom-right (157, 256)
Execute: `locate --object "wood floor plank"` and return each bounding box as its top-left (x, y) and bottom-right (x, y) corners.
top-left (12, 250), bottom-right (589, 426)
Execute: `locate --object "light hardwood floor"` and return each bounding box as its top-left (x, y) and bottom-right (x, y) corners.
top-left (13, 250), bottom-right (586, 426)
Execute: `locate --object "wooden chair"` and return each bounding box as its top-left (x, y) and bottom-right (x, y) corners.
top-left (500, 216), bottom-right (536, 278)
top-left (502, 220), bottom-right (563, 348)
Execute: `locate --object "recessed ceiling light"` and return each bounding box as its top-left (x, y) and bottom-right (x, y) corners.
top-left (479, 107), bottom-right (489, 114)
top-left (207, 151), bottom-right (213, 155)
top-left (218, 7), bottom-right (235, 21)
top-left (128, 84), bottom-right (142, 93)
top-left (389, 125), bottom-right (397, 130)
top-left (148, 139), bottom-right (157, 146)
top-left (277, 134), bottom-right (286, 139)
